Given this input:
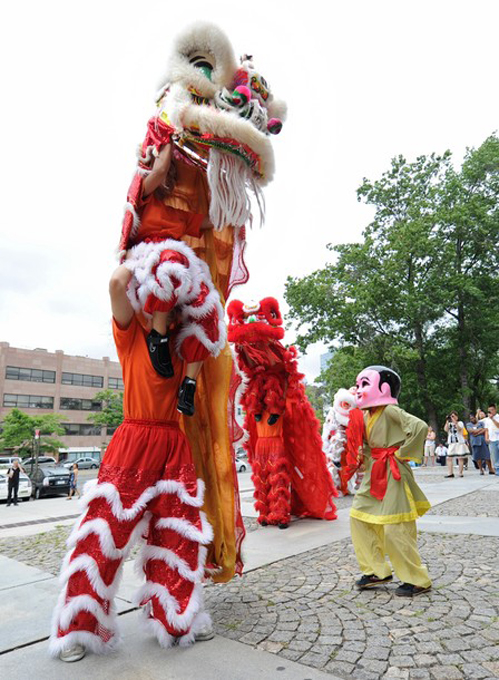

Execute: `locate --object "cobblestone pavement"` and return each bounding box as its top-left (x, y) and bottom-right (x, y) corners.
top-left (428, 488), bottom-right (499, 517)
top-left (0, 516), bottom-right (260, 576)
top-left (205, 533), bottom-right (499, 680)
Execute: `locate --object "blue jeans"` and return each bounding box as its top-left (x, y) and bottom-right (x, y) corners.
top-left (489, 441), bottom-right (499, 474)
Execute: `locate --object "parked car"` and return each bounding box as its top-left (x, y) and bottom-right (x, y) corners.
top-left (22, 456), bottom-right (57, 467)
top-left (28, 465), bottom-right (71, 499)
top-left (62, 457), bottom-right (100, 470)
top-left (0, 468), bottom-right (32, 502)
top-left (0, 456), bottom-right (22, 466)
top-left (235, 458), bottom-right (247, 473)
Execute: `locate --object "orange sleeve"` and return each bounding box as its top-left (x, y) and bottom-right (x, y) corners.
top-left (112, 315), bottom-right (139, 360)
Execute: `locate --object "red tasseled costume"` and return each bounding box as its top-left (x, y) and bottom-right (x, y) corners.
top-left (228, 298), bottom-right (337, 527)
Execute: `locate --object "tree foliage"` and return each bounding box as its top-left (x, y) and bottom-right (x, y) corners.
top-left (285, 135), bottom-right (499, 429)
top-left (87, 389), bottom-right (124, 428)
top-left (0, 409), bottom-right (66, 455)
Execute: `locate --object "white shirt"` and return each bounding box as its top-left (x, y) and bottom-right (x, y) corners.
top-left (484, 415), bottom-right (499, 442)
top-left (435, 445), bottom-right (448, 456)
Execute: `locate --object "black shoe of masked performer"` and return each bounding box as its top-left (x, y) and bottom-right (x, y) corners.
top-left (147, 330), bottom-right (174, 378)
top-left (178, 377), bottom-right (197, 416)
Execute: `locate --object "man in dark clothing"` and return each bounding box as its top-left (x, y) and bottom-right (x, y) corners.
top-left (7, 461), bottom-right (24, 506)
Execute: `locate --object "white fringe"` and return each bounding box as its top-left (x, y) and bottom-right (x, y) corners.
top-left (207, 150), bottom-right (265, 230)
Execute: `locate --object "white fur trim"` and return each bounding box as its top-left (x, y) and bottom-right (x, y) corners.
top-left (161, 22), bottom-right (238, 93)
top-left (134, 581), bottom-right (204, 631)
top-left (135, 544), bottom-right (208, 583)
top-left (143, 613), bottom-right (177, 649)
top-left (124, 202), bottom-right (141, 240)
top-left (178, 610), bottom-right (212, 647)
top-left (67, 513), bottom-right (150, 561)
top-left (154, 511), bottom-right (214, 545)
top-left (80, 478), bottom-right (206, 522)
top-left (48, 629), bottom-right (121, 658)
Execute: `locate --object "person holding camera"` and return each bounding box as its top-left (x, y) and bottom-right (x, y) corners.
top-left (443, 412), bottom-right (468, 477)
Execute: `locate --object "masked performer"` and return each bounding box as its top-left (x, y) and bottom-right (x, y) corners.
top-left (323, 389), bottom-right (365, 496)
top-left (228, 298), bottom-right (337, 529)
top-left (350, 366), bottom-right (432, 597)
top-left (120, 23), bottom-right (286, 416)
top-left (49, 21), bottom-right (288, 661)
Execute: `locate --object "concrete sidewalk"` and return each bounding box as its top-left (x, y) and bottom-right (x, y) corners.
top-left (0, 472), bottom-right (498, 679)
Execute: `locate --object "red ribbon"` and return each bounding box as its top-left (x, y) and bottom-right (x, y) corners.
top-left (370, 447), bottom-right (401, 501)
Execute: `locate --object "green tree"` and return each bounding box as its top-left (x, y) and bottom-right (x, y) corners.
top-left (87, 389), bottom-right (124, 429)
top-left (305, 383), bottom-right (327, 426)
top-left (285, 135), bottom-right (499, 428)
top-left (0, 409), bottom-right (66, 456)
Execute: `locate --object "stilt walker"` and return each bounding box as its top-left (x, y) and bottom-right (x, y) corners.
top-left (49, 21), bottom-right (287, 661)
top-left (350, 365), bottom-right (432, 597)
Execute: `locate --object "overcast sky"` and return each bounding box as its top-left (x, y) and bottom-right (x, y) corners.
top-left (1, 0), bottom-right (498, 381)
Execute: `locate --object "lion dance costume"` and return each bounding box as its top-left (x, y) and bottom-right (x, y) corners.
top-left (322, 389), bottom-right (365, 496)
top-left (228, 298), bottom-right (337, 529)
top-left (50, 22), bottom-right (286, 657)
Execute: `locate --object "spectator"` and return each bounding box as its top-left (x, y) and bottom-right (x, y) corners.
top-left (444, 411), bottom-right (468, 478)
top-left (6, 460), bottom-right (25, 506)
top-left (435, 442), bottom-right (448, 466)
top-left (66, 463), bottom-right (81, 500)
top-left (467, 414), bottom-right (494, 475)
top-left (423, 427), bottom-right (436, 466)
top-left (483, 404), bottom-right (499, 476)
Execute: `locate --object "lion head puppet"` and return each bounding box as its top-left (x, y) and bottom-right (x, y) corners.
top-left (155, 22), bottom-right (287, 230)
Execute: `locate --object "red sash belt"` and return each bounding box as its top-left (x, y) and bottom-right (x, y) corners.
top-left (370, 447), bottom-right (401, 501)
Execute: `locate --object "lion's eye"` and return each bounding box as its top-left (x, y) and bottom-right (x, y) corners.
top-left (189, 54), bottom-right (214, 81)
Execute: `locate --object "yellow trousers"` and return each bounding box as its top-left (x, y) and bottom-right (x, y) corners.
top-left (350, 517), bottom-right (431, 588)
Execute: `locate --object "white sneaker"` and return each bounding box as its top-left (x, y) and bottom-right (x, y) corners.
top-left (59, 644), bottom-right (86, 662)
top-left (194, 622), bottom-right (215, 642)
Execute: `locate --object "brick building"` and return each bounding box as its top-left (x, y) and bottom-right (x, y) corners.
top-left (0, 342), bottom-right (123, 454)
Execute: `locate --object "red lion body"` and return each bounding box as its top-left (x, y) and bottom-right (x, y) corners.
top-left (228, 298), bottom-right (337, 528)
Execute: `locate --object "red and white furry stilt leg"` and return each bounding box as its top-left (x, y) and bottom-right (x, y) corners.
top-left (49, 423), bottom-right (213, 656)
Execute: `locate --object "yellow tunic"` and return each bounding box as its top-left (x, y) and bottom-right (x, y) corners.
top-left (350, 405), bottom-right (431, 525)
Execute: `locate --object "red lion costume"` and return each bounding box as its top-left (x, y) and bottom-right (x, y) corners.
top-left (227, 297), bottom-right (337, 528)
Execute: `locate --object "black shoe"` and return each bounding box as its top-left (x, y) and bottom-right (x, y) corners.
top-left (254, 414), bottom-right (262, 422)
top-left (444, 474), bottom-right (455, 478)
top-left (356, 574), bottom-right (393, 590)
top-left (177, 377), bottom-right (196, 416)
top-left (267, 414), bottom-right (280, 426)
top-left (6, 503), bottom-right (11, 507)
top-left (147, 330), bottom-right (174, 378)
top-left (278, 522), bottom-right (289, 530)
top-left (13, 502), bottom-right (18, 506)
top-left (260, 520), bottom-right (268, 526)
top-left (395, 582), bottom-right (431, 597)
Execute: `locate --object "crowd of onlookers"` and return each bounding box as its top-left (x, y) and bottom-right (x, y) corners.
top-left (422, 404), bottom-right (499, 478)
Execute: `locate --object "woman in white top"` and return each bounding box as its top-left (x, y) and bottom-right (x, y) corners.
top-left (443, 411), bottom-right (468, 478)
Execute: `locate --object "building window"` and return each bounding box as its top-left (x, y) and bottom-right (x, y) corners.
top-left (61, 372), bottom-right (104, 388)
top-left (106, 426), bottom-right (118, 436)
top-left (108, 377), bottom-right (124, 390)
top-left (3, 394), bottom-right (54, 409)
top-left (60, 397), bottom-right (102, 411)
top-left (5, 366), bottom-right (56, 383)
top-left (63, 424), bottom-right (102, 436)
